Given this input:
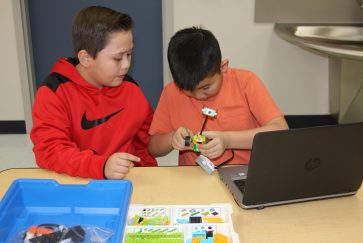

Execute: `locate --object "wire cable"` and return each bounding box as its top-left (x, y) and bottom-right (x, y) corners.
top-left (215, 149), bottom-right (235, 169)
top-left (199, 116), bottom-right (209, 135)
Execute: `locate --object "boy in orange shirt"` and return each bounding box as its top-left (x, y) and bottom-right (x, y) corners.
top-left (148, 27), bottom-right (288, 166)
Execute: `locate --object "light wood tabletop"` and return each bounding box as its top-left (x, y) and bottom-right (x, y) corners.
top-left (0, 166), bottom-right (362, 243)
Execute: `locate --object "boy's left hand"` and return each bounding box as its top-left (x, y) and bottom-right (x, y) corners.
top-left (198, 131), bottom-right (229, 159)
top-left (172, 127), bottom-right (194, 151)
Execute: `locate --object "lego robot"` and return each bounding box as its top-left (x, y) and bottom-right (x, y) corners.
top-left (184, 107), bottom-right (218, 174)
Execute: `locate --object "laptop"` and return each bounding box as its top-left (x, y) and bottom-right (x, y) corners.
top-left (218, 122), bottom-right (363, 209)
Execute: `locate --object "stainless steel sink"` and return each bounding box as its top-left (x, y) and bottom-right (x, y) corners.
top-left (274, 23), bottom-right (363, 60)
top-left (275, 23), bottom-right (363, 124)
top-left (294, 26), bottom-right (363, 42)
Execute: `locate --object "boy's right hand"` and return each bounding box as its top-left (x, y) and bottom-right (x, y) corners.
top-left (104, 152), bottom-right (140, 179)
top-left (172, 127), bottom-right (194, 151)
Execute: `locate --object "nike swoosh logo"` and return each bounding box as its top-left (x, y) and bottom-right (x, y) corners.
top-left (81, 109), bottom-right (123, 130)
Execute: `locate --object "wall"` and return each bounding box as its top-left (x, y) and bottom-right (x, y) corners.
top-left (2, 0), bottom-right (330, 134)
top-left (0, 1), bottom-right (26, 122)
top-left (171, 0), bottom-right (329, 114)
top-left (255, 0), bottom-right (363, 23)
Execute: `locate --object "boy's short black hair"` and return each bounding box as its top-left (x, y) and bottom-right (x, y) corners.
top-left (167, 27), bottom-right (222, 91)
top-left (72, 6), bottom-right (132, 58)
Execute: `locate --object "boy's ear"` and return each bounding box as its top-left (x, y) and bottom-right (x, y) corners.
top-left (220, 59), bottom-right (229, 73)
top-left (77, 50), bottom-right (92, 67)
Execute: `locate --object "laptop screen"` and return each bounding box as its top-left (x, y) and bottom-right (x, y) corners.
top-left (218, 122), bottom-right (363, 209)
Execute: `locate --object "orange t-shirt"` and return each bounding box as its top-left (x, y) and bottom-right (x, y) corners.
top-left (149, 68), bottom-right (284, 166)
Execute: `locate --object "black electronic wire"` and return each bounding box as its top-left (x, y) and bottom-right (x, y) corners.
top-left (199, 116), bottom-right (209, 135)
top-left (215, 149), bottom-right (235, 169)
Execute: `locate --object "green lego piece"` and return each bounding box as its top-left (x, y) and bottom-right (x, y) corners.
top-left (131, 215), bottom-right (170, 226)
top-left (125, 231), bottom-right (184, 243)
top-left (191, 134), bottom-right (207, 152)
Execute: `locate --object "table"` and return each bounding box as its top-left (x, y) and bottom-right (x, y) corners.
top-left (0, 166), bottom-right (362, 242)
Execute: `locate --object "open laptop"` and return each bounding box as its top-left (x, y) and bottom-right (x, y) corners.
top-left (218, 122), bottom-right (363, 209)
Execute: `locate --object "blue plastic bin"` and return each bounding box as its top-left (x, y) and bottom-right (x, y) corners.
top-left (0, 179), bottom-right (132, 242)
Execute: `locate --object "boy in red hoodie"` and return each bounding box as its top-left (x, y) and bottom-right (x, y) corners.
top-left (30, 6), bottom-right (157, 179)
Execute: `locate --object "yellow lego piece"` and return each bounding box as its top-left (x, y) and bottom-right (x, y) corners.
top-left (192, 237), bottom-right (204, 243)
top-left (214, 233), bottom-right (229, 243)
top-left (203, 217), bottom-right (223, 223)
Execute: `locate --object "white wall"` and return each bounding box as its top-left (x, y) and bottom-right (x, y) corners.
top-left (0, 1), bottom-right (25, 120)
top-left (2, 0), bottom-right (330, 132)
top-left (171, 0), bottom-right (330, 115)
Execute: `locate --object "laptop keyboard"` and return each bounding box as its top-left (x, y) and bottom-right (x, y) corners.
top-left (233, 179), bottom-right (246, 193)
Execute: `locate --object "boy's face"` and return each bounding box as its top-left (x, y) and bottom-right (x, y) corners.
top-left (85, 30), bottom-right (133, 88)
top-left (182, 72), bottom-right (223, 101)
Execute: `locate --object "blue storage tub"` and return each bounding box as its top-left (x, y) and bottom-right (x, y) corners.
top-left (0, 179), bottom-right (132, 243)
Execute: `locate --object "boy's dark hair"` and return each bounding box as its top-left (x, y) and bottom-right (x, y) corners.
top-left (72, 6), bottom-right (133, 58)
top-left (167, 27), bottom-right (222, 91)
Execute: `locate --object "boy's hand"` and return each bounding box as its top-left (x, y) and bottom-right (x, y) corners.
top-left (198, 131), bottom-right (229, 159)
top-left (172, 127), bottom-right (194, 151)
top-left (104, 152), bottom-right (140, 179)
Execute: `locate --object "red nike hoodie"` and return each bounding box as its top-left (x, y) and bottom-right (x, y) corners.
top-left (30, 58), bottom-right (157, 179)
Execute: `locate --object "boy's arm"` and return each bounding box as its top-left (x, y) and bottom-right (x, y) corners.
top-left (131, 108), bottom-right (158, 166)
top-left (149, 127), bottom-right (194, 157)
top-left (148, 132), bottom-right (174, 157)
top-left (30, 88), bottom-right (107, 179)
top-left (200, 116), bottom-right (288, 159)
top-left (224, 116), bottom-right (288, 149)
top-left (148, 84), bottom-right (194, 157)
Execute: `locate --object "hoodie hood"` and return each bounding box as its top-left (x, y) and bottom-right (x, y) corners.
top-left (48, 57), bottom-right (138, 98)
top-left (51, 57), bottom-right (99, 90)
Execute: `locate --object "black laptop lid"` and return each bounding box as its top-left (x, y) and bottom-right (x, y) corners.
top-left (242, 122), bottom-right (363, 206)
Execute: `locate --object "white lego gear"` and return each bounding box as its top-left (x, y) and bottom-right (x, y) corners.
top-left (201, 107), bottom-right (217, 117)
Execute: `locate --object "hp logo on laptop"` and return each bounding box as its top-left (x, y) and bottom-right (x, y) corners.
top-left (305, 158), bottom-right (321, 171)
